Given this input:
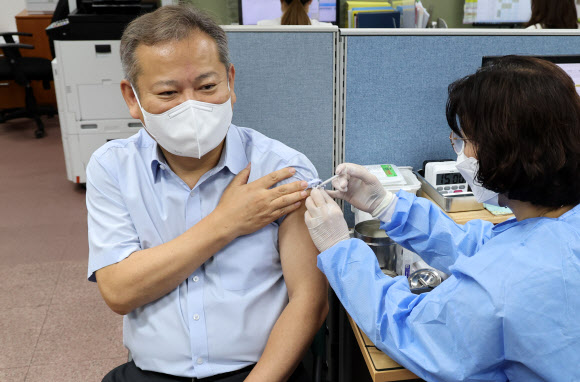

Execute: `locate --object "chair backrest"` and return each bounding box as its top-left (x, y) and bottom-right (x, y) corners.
top-left (0, 34), bottom-right (35, 84)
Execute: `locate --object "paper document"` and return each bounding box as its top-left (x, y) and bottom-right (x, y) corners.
top-left (463, 0), bottom-right (532, 24)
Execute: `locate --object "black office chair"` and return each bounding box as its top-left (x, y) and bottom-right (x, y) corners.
top-left (0, 32), bottom-right (56, 138)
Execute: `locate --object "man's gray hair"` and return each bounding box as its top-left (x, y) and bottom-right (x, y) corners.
top-left (120, 4), bottom-right (230, 91)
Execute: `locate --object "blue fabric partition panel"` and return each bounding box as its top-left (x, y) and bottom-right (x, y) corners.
top-left (227, 31), bottom-right (335, 180)
top-left (344, 33), bottom-right (580, 225)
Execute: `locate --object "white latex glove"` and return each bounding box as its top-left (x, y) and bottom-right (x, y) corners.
top-left (327, 163), bottom-right (395, 216)
top-left (304, 189), bottom-right (351, 253)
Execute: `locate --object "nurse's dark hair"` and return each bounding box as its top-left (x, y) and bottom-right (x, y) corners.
top-left (525, 0), bottom-right (578, 29)
top-left (446, 55), bottom-right (580, 208)
top-left (120, 4), bottom-right (230, 94)
top-left (282, 0), bottom-right (312, 25)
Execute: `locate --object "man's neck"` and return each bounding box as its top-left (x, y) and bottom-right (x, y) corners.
top-left (160, 140), bottom-right (225, 189)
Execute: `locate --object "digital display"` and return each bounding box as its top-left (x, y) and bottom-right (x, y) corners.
top-left (557, 63), bottom-right (580, 96)
top-left (463, 0), bottom-right (532, 24)
top-left (436, 172), bottom-right (465, 185)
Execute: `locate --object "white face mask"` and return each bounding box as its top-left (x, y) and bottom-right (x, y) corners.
top-left (132, 85), bottom-right (233, 158)
top-left (455, 152), bottom-right (500, 206)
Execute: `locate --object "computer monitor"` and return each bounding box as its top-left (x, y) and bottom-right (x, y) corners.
top-left (482, 55), bottom-right (580, 96)
top-left (465, 0), bottom-right (531, 25)
top-left (238, 0), bottom-right (338, 25)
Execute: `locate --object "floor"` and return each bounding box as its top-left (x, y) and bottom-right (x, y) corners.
top-left (0, 117), bottom-right (126, 382)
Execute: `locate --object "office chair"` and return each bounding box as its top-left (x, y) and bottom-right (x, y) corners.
top-left (0, 32), bottom-right (56, 138)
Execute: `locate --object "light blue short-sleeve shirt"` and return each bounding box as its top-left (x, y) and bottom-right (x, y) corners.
top-left (86, 124), bottom-right (317, 378)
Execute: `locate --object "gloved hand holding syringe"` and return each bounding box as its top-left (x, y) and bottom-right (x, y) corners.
top-left (307, 175), bottom-right (340, 190)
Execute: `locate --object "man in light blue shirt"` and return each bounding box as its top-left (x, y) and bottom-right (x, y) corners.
top-left (87, 5), bottom-right (328, 382)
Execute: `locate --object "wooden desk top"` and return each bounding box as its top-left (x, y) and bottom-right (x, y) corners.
top-left (348, 315), bottom-right (418, 382)
top-left (420, 193), bottom-right (514, 225)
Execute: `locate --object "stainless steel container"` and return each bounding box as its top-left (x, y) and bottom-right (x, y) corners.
top-left (415, 170), bottom-right (483, 213)
top-left (353, 220), bottom-right (401, 273)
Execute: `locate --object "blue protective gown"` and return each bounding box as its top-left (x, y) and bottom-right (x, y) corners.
top-left (318, 191), bottom-right (580, 382)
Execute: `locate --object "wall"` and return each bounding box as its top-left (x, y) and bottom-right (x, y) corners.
top-left (186, 0), bottom-right (239, 25)
top-left (0, 0), bottom-right (27, 33)
top-left (420, 0), bottom-right (469, 28)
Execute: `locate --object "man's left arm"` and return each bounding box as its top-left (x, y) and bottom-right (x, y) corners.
top-left (246, 203), bottom-right (329, 382)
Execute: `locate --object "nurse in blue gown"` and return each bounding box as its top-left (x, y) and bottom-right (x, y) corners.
top-left (304, 56), bottom-right (580, 381)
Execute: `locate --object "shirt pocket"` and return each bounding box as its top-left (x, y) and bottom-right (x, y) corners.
top-left (215, 224), bottom-right (281, 291)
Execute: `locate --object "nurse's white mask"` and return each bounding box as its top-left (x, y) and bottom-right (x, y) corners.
top-left (455, 153), bottom-right (500, 206)
top-left (131, 84), bottom-right (233, 158)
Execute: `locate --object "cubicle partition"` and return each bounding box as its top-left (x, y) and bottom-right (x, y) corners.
top-left (341, 29), bottom-right (580, 225)
top-left (225, 26), bottom-right (339, 181)
top-left (54, 26), bottom-right (338, 183)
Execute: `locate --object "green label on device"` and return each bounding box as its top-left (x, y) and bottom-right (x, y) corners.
top-left (381, 165), bottom-right (397, 177)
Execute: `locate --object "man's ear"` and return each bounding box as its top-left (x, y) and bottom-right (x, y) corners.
top-left (228, 64), bottom-right (236, 105)
top-left (120, 79), bottom-right (144, 121)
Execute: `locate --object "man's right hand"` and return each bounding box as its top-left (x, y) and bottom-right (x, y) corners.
top-left (214, 164), bottom-right (309, 238)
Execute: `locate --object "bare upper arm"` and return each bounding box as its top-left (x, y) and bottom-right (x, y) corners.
top-left (278, 203), bottom-right (328, 300)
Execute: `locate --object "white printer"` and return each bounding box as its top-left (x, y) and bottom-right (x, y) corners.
top-left (52, 40), bottom-right (141, 183)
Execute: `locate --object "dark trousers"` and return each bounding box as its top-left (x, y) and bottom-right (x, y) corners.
top-left (103, 360), bottom-right (311, 382)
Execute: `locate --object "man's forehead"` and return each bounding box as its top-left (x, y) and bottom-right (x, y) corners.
top-left (134, 32), bottom-right (225, 86)
top-left (136, 31), bottom-right (219, 60)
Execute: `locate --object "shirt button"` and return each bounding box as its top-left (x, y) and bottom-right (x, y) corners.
top-left (159, 164), bottom-right (165, 171)
top-left (192, 276), bottom-right (199, 282)
top-left (197, 358), bottom-right (203, 365)
top-left (193, 314), bottom-right (200, 321)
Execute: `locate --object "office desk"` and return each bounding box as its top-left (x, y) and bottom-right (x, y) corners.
top-left (420, 193), bottom-right (514, 225)
top-left (13, 10), bottom-right (56, 107)
top-left (348, 315), bottom-right (418, 382)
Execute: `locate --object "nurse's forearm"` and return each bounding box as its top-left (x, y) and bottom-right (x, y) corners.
top-left (385, 192), bottom-right (494, 273)
top-left (95, 210), bottom-right (236, 315)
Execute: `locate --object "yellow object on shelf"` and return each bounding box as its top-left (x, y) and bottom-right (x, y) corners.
top-left (346, 1), bottom-right (396, 28)
top-left (346, 1), bottom-right (393, 9)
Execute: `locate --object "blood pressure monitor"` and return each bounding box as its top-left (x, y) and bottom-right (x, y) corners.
top-left (424, 161), bottom-right (471, 196)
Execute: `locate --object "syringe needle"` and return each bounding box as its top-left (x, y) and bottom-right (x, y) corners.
top-left (315, 175), bottom-right (339, 189)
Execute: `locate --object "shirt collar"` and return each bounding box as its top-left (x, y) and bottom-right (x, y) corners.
top-left (142, 130), bottom-right (167, 180)
top-left (216, 125), bottom-right (249, 176)
top-left (146, 125), bottom-right (248, 180)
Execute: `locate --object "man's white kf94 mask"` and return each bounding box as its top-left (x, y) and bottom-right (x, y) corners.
top-left (132, 85), bottom-right (233, 158)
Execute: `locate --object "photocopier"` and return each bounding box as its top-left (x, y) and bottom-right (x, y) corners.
top-left (50, 0), bottom-right (158, 183)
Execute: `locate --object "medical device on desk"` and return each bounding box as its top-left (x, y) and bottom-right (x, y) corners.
top-left (351, 164), bottom-right (421, 225)
top-left (424, 161), bottom-right (471, 196)
top-left (415, 160), bottom-right (483, 213)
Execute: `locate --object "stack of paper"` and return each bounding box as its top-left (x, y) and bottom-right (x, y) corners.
top-left (346, 1), bottom-right (398, 28)
top-left (346, 1), bottom-right (429, 28)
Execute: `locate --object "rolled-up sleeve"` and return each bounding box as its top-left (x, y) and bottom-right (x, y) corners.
top-left (86, 156), bottom-right (141, 282)
top-left (274, 152), bottom-right (318, 225)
